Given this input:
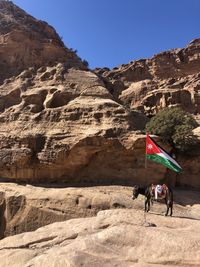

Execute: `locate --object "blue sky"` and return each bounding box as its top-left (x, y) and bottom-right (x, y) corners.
top-left (14, 0), bottom-right (200, 69)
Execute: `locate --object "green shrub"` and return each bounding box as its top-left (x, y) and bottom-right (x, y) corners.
top-left (145, 107), bottom-right (199, 152)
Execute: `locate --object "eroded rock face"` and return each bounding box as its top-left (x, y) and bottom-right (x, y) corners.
top-left (95, 39), bottom-right (200, 116)
top-left (0, 2), bottom-right (151, 184)
top-left (0, 183), bottom-right (135, 238)
top-left (0, 1), bottom-right (200, 188)
top-left (0, 1), bottom-right (85, 83)
top-left (94, 41), bottom-right (200, 189)
top-left (0, 62), bottom-right (151, 184)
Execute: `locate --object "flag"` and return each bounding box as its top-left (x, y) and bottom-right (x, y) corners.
top-left (146, 134), bottom-right (182, 173)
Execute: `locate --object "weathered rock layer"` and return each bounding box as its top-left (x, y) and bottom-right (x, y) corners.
top-left (0, 1), bottom-right (85, 83)
top-left (0, 183), bottom-right (199, 239)
top-left (95, 39), bottom-right (200, 116)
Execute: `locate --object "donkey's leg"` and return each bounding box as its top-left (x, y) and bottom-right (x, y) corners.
top-left (147, 198), bottom-right (151, 212)
top-left (169, 201), bottom-right (173, 216)
top-left (165, 206), bottom-right (169, 216)
top-left (165, 198), bottom-right (169, 216)
top-left (145, 198), bottom-right (149, 212)
top-left (145, 196), bottom-right (151, 212)
top-left (170, 202), bottom-right (173, 216)
top-left (170, 192), bottom-right (173, 216)
top-left (145, 198), bottom-right (147, 212)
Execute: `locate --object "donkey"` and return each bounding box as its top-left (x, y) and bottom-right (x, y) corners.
top-left (132, 184), bottom-right (173, 216)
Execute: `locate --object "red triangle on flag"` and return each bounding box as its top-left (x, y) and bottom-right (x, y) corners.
top-left (146, 135), bottom-right (161, 154)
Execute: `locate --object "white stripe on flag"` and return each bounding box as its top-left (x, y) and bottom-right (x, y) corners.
top-left (158, 149), bottom-right (182, 168)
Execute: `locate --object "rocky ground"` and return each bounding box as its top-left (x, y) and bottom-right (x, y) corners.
top-left (0, 183), bottom-right (199, 267)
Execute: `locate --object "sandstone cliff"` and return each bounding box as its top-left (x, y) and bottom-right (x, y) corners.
top-left (94, 39), bottom-right (200, 116)
top-left (94, 40), bottom-right (200, 189)
top-left (0, 0), bottom-right (85, 83)
top-left (0, 1), bottom-right (151, 186)
top-left (0, 61), bottom-right (150, 184)
top-left (0, 1), bottom-right (200, 189)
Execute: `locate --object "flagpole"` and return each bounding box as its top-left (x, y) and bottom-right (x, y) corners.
top-left (144, 133), bottom-right (147, 224)
top-left (145, 153), bottom-right (147, 169)
top-left (145, 133), bottom-right (148, 169)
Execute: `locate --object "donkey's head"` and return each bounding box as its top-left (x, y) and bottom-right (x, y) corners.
top-left (132, 185), bottom-right (139, 199)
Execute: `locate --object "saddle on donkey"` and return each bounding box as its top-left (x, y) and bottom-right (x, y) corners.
top-left (151, 184), bottom-right (168, 199)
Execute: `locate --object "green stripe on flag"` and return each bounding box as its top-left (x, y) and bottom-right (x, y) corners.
top-left (146, 154), bottom-right (182, 173)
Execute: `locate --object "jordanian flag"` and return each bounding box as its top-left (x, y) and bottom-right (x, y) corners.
top-left (146, 135), bottom-right (182, 173)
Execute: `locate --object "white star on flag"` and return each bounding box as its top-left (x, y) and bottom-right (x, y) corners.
top-left (147, 144), bottom-right (153, 150)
